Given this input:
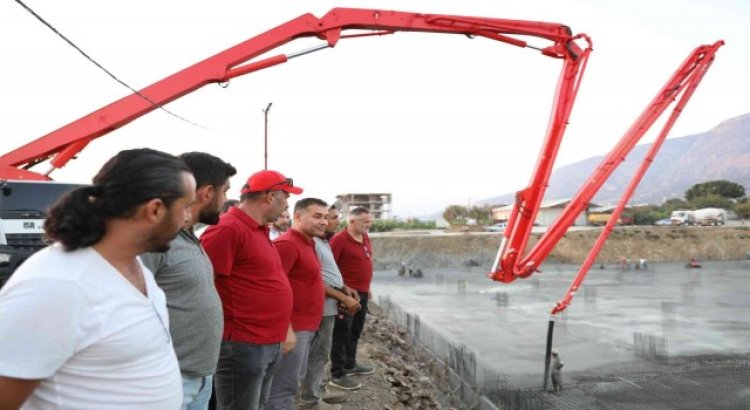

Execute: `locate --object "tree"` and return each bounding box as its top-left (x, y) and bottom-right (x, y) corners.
top-left (443, 205), bottom-right (468, 224)
top-left (685, 180), bottom-right (746, 201)
top-left (662, 198), bottom-right (692, 213)
top-left (467, 205), bottom-right (493, 225)
top-left (632, 205), bottom-right (667, 225)
top-left (689, 194), bottom-right (734, 210)
top-left (736, 202), bottom-right (750, 220)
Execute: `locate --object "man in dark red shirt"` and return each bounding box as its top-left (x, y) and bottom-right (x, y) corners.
top-left (201, 170), bottom-right (302, 410)
top-left (267, 198), bottom-right (328, 410)
top-left (329, 207), bottom-right (375, 389)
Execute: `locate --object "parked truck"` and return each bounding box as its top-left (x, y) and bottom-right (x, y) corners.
top-left (693, 208), bottom-right (726, 225)
top-left (669, 208), bottom-right (726, 226)
top-left (587, 212), bottom-right (632, 226)
top-left (0, 180), bottom-right (80, 286)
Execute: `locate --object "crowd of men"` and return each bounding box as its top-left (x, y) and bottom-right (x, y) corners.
top-left (0, 149), bottom-right (375, 410)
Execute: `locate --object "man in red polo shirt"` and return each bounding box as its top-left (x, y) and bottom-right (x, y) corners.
top-left (201, 170), bottom-right (301, 410)
top-left (267, 198), bottom-right (328, 410)
top-left (329, 207), bottom-right (375, 389)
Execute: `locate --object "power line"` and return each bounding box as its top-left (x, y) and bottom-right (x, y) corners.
top-left (14, 0), bottom-right (210, 129)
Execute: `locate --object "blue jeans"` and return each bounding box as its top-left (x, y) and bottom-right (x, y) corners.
top-left (183, 375), bottom-right (213, 410)
top-left (266, 331), bottom-right (316, 410)
top-left (215, 341), bottom-right (281, 410)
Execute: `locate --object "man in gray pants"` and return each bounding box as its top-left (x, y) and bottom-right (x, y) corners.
top-left (300, 206), bottom-right (361, 408)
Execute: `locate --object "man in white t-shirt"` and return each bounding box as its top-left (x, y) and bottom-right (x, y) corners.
top-left (0, 148), bottom-right (194, 409)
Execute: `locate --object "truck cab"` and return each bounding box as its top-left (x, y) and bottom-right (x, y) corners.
top-left (670, 210), bottom-right (695, 226)
top-left (0, 180), bottom-right (81, 287)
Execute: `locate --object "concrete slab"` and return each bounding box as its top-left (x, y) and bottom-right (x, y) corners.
top-left (372, 260), bottom-right (750, 388)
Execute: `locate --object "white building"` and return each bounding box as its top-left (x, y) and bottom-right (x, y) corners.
top-left (335, 193), bottom-right (392, 221)
top-left (492, 198), bottom-right (598, 227)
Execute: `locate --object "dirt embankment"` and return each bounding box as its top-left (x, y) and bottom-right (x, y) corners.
top-left (339, 306), bottom-right (452, 410)
top-left (371, 226), bottom-right (750, 269)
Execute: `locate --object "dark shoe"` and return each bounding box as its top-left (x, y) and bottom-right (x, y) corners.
top-left (329, 376), bottom-right (362, 390)
top-left (345, 363), bottom-right (375, 376)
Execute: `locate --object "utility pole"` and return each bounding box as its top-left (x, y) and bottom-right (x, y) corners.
top-left (263, 102), bottom-right (273, 169)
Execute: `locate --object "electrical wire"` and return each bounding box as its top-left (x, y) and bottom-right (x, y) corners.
top-left (14, 0), bottom-right (210, 129)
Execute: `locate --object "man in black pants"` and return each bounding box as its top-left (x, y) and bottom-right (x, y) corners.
top-left (328, 208), bottom-right (375, 389)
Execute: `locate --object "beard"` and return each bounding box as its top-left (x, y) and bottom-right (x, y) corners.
top-left (150, 242), bottom-right (172, 253)
top-left (198, 196), bottom-right (222, 225)
top-left (199, 207), bottom-right (221, 225)
top-left (145, 211), bottom-right (183, 253)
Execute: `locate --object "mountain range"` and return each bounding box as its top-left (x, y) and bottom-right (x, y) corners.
top-left (481, 113), bottom-right (750, 207)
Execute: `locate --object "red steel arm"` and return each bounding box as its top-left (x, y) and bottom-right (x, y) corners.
top-left (0, 8), bottom-right (590, 180)
top-left (550, 41), bottom-right (723, 314)
top-left (491, 41), bottom-right (723, 284)
top-left (490, 43), bottom-right (592, 282)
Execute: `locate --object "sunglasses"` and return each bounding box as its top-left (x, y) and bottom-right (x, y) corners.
top-left (268, 178), bottom-right (293, 190)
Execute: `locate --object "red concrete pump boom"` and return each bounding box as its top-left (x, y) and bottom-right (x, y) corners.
top-left (0, 8), bottom-right (591, 180)
top-left (0, 8), bottom-right (722, 295)
top-left (490, 40), bottom-right (723, 286)
top-left (546, 41), bottom-right (723, 315)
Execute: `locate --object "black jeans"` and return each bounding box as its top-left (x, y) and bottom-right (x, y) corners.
top-left (330, 291), bottom-right (368, 378)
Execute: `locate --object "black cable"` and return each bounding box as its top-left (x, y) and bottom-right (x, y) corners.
top-left (14, 0), bottom-right (209, 129)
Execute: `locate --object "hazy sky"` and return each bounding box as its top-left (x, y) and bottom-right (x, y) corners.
top-left (2, 0), bottom-right (748, 217)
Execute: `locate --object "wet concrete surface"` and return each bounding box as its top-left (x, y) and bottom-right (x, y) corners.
top-left (371, 260), bottom-right (750, 388)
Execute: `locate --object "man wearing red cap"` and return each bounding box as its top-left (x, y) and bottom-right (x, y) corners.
top-left (201, 170), bottom-right (302, 410)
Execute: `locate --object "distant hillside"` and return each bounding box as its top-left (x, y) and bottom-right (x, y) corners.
top-left (482, 113), bottom-right (750, 206)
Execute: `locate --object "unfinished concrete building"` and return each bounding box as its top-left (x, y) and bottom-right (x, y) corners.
top-left (335, 193), bottom-right (392, 221)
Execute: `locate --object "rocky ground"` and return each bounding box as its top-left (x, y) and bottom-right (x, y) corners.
top-left (319, 305), bottom-right (463, 410)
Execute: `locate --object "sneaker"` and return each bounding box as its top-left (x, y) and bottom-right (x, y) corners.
top-left (322, 389), bottom-right (347, 404)
top-left (329, 376), bottom-right (362, 390)
top-left (345, 363), bottom-right (375, 376)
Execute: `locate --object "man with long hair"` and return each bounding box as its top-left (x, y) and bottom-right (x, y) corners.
top-left (0, 148), bottom-right (194, 408)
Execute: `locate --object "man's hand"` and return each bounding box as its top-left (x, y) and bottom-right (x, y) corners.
top-left (281, 326), bottom-right (296, 355)
top-left (343, 285), bottom-right (360, 301)
top-left (341, 295), bottom-right (361, 315)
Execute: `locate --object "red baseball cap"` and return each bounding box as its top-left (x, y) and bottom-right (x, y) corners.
top-left (240, 170), bottom-right (303, 195)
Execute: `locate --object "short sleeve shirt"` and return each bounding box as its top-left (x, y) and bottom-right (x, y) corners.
top-left (0, 244), bottom-right (182, 409)
top-left (313, 237), bottom-right (344, 316)
top-left (141, 229), bottom-right (223, 377)
top-left (330, 230), bottom-right (373, 292)
top-left (201, 207), bottom-right (293, 344)
top-left (274, 229), bottom-right (325, 331)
